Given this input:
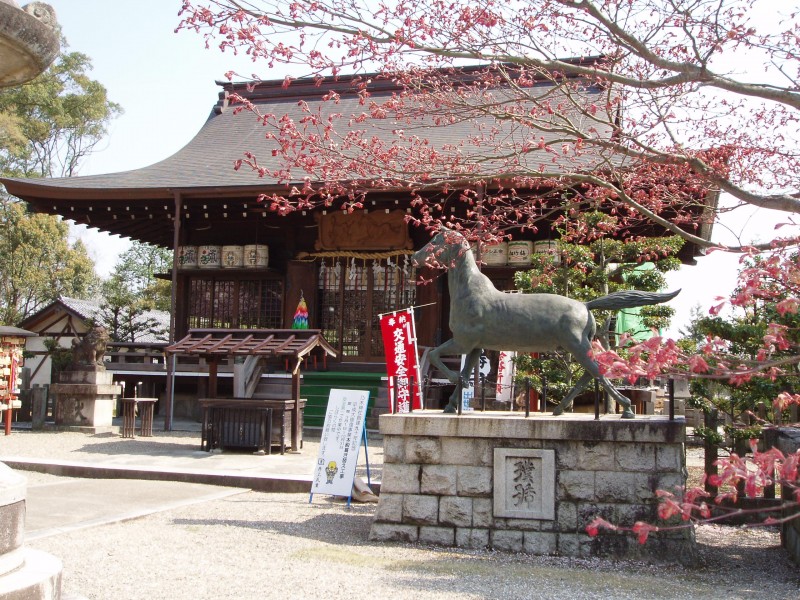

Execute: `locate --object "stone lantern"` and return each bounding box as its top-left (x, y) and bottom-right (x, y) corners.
top-left (0, 1), bottom-right (59, 87)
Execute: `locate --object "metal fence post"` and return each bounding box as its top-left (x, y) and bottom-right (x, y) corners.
top-left (524, 377), bottom-right (530, 418)
top-left (668, 378), bottom-right (675, 421)
top-left (594, 378), bottom-right (600, 420)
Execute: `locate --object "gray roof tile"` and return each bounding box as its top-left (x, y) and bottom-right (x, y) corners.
top-left (2, 78), bottom-right (613, 193)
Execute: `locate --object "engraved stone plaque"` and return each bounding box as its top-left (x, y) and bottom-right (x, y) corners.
top-left (493, 448), bottom-right (555, 520)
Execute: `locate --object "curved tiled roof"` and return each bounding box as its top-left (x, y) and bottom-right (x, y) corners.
top-left (2, 76), bottom-right (613, 196)
top-left (0, 65), bottom-right (713, 255)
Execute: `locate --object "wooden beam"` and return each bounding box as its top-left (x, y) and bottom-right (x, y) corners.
top-left (208, 359), bottom-right (219, 398)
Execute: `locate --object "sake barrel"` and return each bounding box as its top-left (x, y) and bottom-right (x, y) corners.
top-left (178, 246), bottom-right (198, 269)
top-left (244, 244), bottom-right (269, 268)
top-left (480, 242), bottom-right (508, 266)
top-left (221, 245), bottom-right (244, 268)
top-left (198, 245), bottom-right (222, 269)
top-left (534, 240), bottom-right (561, 265)
top-left (506, 240), bottom-right (533, 266)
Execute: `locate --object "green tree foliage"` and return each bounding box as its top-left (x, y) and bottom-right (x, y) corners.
top-left (95, 274), bottom-right (167, 344)
top-left (93, 241), bottom-right (171, 343)
top-left (0, 48), bottom-right (122, 178)
top-left (112, 241), bottom-right (172, 312)
top-left (683, 256), bottom-right (800, 449)
top-left (0, 201), bottom-right (96, 324)
top-left (511, 211), bottom-right (683, 404)
top-left (0, 45), bottom-right (121, 324)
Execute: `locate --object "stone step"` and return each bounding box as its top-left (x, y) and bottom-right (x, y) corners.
top-left (0, 548), bottom-right (62, 599)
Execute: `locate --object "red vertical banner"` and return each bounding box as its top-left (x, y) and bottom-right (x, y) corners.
top-left (379, 308), bottom-right (423, 412)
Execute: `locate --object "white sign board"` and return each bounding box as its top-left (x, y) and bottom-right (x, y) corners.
top-left (311, 389), bottom-right (370, 498)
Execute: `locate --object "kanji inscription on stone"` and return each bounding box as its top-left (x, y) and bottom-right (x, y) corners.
top-left (493, 448), bottom-right (555, 520)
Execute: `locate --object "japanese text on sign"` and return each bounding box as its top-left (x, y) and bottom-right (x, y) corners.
top-left (379, 308), bottom-right (422, 412)
top-left (311, 389), bottom-right (370, 498)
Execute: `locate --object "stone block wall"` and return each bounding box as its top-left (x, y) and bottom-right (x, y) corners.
top-left (370, 412), bottom-right (694, 561)
top-left (776, 427), bottom-right (800, 564)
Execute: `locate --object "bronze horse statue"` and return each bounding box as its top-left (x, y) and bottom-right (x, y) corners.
top-left (411, 228), bottom-right (679, 418)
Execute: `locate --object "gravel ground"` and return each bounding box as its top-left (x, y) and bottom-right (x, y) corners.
top-left (5, 431), bottom-right (800, 599)
top-left (25, 485), bottom-right (799, 600)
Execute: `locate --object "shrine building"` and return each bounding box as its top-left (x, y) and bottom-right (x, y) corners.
top-left (1, 64), bottom-right (716, 427)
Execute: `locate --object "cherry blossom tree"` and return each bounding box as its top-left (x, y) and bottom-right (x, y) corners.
top-left (176, 0), bottom-right (800, 537)
top-left (178, 0), bottom-right (798, 244)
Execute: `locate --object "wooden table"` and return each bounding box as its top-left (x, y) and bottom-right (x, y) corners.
top-left (120, 398), bottom-right (158, 438)
top-left (199, 398), bottom-right (306, 455)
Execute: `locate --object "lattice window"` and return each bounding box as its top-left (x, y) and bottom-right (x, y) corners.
top-left (185, 277), bottom-right (284, 331)
top-left (188, 279), bottom-right (214, 329)
top-left (317, 256), bottom-right (416, 361)
top-left (213, 280), bottom-right (235, 328)
top-left (239, 279), bottom-right (283, 328)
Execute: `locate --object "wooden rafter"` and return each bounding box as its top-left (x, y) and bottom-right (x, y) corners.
top-left (164, 329), bottom-right (336, 360)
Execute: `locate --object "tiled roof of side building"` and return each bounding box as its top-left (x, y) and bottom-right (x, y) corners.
top-left (25, 297), bottom-right (171, 344)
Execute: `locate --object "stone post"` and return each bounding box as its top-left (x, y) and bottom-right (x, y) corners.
top-left (30, 385), bottom-right (46, 430)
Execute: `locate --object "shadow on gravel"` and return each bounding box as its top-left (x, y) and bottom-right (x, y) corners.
top-left (693, 528), bottom-right (798, 586)
top-left (172, 511), bottom-right (376, 545)
top-left (75, 438), bottom-right (206, 458)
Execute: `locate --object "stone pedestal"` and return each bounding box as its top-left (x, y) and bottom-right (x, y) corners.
top-left (370, 411), bottom-right (695, 562)
top-left (772, 427), bottom-right (800, 563)
top-left (51, 369), bottom-right (120, 433)
top-left (0, 462), bottom-right (62, 598)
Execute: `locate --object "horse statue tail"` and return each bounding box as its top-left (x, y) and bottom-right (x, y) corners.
top-left (585, 289), bottom-right (680, 311)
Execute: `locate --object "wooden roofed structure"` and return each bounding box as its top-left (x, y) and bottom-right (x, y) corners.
top-left (0, 62), bottom-right (718, 425)
top-left (165, 328), bottom-right (337, 449)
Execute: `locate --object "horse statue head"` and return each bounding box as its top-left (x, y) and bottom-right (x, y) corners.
top-left (411, 227), bottom-right (472, 270)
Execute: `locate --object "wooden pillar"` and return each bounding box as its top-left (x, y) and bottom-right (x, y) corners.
top-left (291, 358), bottom-right (301, 452)
top-left (414, 266), bottom-right (440, 347)
top-left (165, 191), bottom-right (182, 431)
top-left (285, 261), bottom-right (318, 328)
top-left (208, 359), bottom-right (219, 399)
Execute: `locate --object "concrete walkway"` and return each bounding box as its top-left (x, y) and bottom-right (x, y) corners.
top-left (1, 417), bottom-right (382, 540)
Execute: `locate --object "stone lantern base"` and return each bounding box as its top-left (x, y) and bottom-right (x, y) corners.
top-left (50, 370), bottom-right (121, 433)
top-left (0, 462), bottom-right (62, 598)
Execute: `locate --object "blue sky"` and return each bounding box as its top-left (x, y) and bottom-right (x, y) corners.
top-left (44, 0), bottom-right (782, 337)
